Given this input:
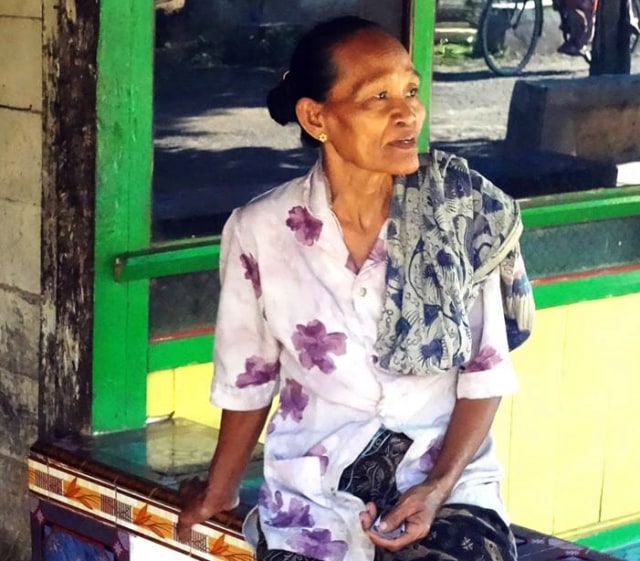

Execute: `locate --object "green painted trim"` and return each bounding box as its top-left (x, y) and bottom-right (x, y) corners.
top-left (93, 0), bottom-right (154, 432)
top-left (575, 520), bottom-right (640, 551)
top-left (521, 186), bottom-right (640, 228)
top-left (411, 0), bottom-right (435, 151)
top-left (148, 333), bottom-right (214, 371)
top-left (115, 239), bottom-right (221, 281)
top-left (532, 267), bottom-right (640, 309)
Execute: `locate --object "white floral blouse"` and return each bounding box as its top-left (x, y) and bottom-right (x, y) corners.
top-left (210, 160), bottom-right (521, 561)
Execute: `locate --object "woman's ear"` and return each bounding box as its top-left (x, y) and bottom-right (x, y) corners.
top-left (296, 97), bottom-right (326, 143)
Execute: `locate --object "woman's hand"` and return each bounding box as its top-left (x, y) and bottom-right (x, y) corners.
top-left (176, 407), bottom-right (270, 541)
top-left (360, 478), bottom-right (450, 551)
top-left (361, 397), bottom-right (501, 551)
top-left (176, 476), bottom-right (239, 541)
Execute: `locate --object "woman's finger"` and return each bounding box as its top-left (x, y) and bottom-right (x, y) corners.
top-left (366, 526), bottom-right (421, 552)
top-left (359, 502), bottom-right (377, 530)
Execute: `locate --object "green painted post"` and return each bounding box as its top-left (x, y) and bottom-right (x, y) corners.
top-left (411, 0), bottom-right (436, 151)
top-left (93, 0), bottom-right (154, 432)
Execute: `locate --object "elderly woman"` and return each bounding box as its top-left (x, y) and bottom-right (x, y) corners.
top-left (178, 16), bottom-right (534, 561)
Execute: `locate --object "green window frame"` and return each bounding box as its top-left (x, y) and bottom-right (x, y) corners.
top-left (92, 0), bottom-right (640, 433)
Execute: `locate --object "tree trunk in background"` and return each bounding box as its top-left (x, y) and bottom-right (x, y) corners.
top-left (590, 0), bottom-right (631, 75)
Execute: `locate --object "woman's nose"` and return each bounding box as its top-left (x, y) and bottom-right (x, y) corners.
top-left (392, 99), bottom-right (418, 126)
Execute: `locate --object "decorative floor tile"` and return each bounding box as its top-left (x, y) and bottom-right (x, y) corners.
top-left (29, 433), bottom-right (254, 561)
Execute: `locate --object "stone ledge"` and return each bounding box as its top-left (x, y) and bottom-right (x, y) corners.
top-left (431, 140), bottom-right (618, 198)
top-left (506, 75), bottom-right (640, 164)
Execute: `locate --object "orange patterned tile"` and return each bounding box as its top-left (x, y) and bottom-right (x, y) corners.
top-left (207, 533), bottom-right (254, 561)
top-left (132, 504), bottom-right (174, 539)
top-left (63, 477), bottom-right (102, 510)
top-left (30, 450), bottom-right (255, 561)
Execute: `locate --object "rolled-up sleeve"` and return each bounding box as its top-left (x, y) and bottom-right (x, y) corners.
top-left (457, 268), bottom-right (519, 399)
top-left (210, 209), bottom-right (281, 410)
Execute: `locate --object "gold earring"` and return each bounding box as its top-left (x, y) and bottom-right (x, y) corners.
top-left (318, 132), bottom-right (328, 143)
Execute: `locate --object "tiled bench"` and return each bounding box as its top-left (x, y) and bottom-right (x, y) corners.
top-left (28, 419), bottom-right (621, 561)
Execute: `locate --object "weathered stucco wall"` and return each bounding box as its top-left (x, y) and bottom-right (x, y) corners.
top-left (0, 0), bottom-right (43, 558)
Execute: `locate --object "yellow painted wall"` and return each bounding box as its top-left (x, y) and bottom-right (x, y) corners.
top-left (505, 292), bottom-right (640, 538)
top-left (148, 292), bottom-right (640, 538)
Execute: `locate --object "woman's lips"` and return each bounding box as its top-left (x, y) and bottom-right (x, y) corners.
top-left (388, 137), bottom-right (417, 149)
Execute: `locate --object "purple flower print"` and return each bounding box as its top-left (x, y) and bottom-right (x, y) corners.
top-left (463, 345), bottom-right (502, 373)
top-left (286, 206), bottom-right (323, 246)
top-left (235, 356), bottom-right (280, 388)
top-left (292, 320), bottom-right (347, 374)
top-left (259, 489), bottom-right (314, 528)
top-left (419, 435), bottom-right (444, 473)
top-left (259, 486), bottom-right (284, 513)
top-left (287, 529), bottom-right (348, 561)
top-left (269, 497), bottom-right (314, 528)
top-left (305, 444), bottom-right (329, 475)
top-left (279, 379), bottom-right (309, 422)
top-left (239, 253), bottom-right (261, 297)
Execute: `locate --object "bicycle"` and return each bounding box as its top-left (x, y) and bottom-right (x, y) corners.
top-left (478, 0), bottom-right (640, 76)
top-left (478, 0), bottom-right (544, 76)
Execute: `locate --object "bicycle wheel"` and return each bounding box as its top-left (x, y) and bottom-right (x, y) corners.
top-left (480, 0), bottom-right (543, 76)
top-left (630, 0), bottom-right (640, 53)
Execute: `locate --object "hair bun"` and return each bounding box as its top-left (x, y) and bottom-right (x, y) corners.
top-left (267, 79), bottom-right (297, 126)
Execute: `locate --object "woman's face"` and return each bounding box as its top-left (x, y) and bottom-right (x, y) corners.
top-left (319, 29), bottom-right (426, 177)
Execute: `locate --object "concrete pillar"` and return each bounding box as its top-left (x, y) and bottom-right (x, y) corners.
top-left (0, 2), bottom-right (43, 558)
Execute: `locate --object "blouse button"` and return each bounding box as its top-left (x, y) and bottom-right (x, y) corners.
top-left (358, 287), bottom-right (367, 297)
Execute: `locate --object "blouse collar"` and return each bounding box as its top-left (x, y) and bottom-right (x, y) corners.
top-left (304, 157), bottom-right (333, 219)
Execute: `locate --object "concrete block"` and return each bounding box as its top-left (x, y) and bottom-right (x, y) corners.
top-left (0, 107), bottom-right (42, 206)
top-left (0, 289), bottom-right (40, 378)
top-left (506, 74), bottom-right (640, 164)
top-left (0, 453), bottom-right (31, 561)
top-left (0, 369), bottom-right (38, 459)
top-left (0, 17), bottom-right (42, 111)
top-left (0, 199), bottom-right (41, 294)
top-left (0, 0), bottom-right (41, 18)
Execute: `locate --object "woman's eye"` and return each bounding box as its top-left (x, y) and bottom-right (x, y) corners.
top-left (407, 87), bottom-right (419, 97)
top-left (374, 91), bottom-right (387, 100)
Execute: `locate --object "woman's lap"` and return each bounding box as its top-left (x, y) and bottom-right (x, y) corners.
top-left (255, 502), bottom-right (516, 561)
top-left (255, 429), bottom-right (516, 561)
top-left (376, 503), bottom-right (517, 561)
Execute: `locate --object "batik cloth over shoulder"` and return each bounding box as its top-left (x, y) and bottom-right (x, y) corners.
top-left (374, 150), bottom-right (534, 376)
